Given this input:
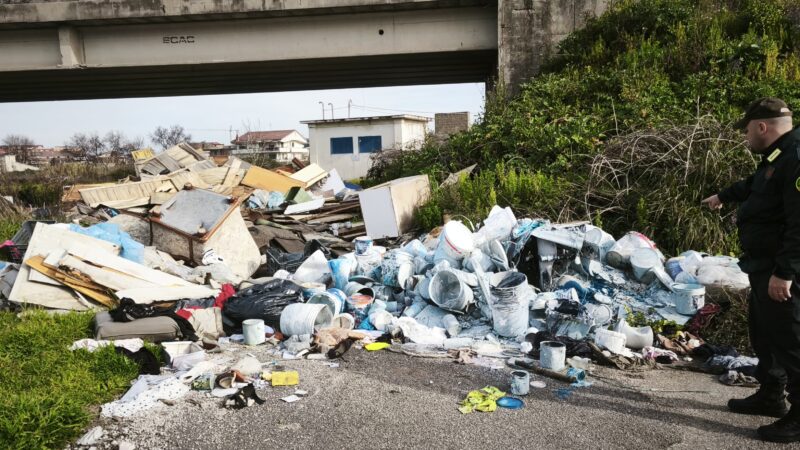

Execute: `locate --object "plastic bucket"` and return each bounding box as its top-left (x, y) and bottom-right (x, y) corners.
top-left (354, 236), bottom-right (373, 256)
top-left (346, 293), bottom-right (374, 326)
top-left (673, 283), bottom-right (705, 315)
top-left (429, 270), bottom-right (473, 313)
top-left (280, 303), bottom-right (333, 336)
top-left (329, 258), bottom-right (354, 291)
top-left (332, 313), bottom-right (355, 330)
top-left (308, 291), bottom-right (343, 317)
top-left (665, 257), bottom-right (684, 280)
top-left (243, 319), bottom-right (266, 346)
top-left (511, 370), bottom-right (530, 396)
top-left (344, 281), bottom-right (375, 299)
top-left (540, 341), bottom-right (566, 371)
top-left (433, 221), bottom-right (475, 266)
top-left (630, 247), bottom-right (662, 283)
top-left (594, 329), bottom-right (626, 354)
top-left (381, 250), bottom-right (415, 288)
top-left (582, 227), bottom-right (615, 262)
top-left (490, 272), bottom-right (530, 337)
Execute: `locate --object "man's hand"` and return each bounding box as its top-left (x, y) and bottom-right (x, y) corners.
top-left (768, 275), bottom-right (793, 302)
top-left (701, 194), bottom-right (723, 210)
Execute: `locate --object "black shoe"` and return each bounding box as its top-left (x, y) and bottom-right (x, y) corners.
top-left (758, 408), bottom-right (800, 443)
top-left (728, 391), bottom-right (788, 418)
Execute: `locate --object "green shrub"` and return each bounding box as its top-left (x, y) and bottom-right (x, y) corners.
top-left (372, 0), bottom-right (800, 255)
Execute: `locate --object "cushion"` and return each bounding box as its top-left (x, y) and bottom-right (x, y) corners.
top-left (94, 311), bottom-right (180, 342)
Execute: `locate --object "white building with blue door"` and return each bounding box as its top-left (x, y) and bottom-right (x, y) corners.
top-left (301, 115), bottom-right (430, 180)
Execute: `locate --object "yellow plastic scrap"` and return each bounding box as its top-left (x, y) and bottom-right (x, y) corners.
top-left (271, 371), bottom-right (299, 386)
top-left (458, 386), bottom-right (506, 414)
top-left (364, 342), bottom-right (391, 351)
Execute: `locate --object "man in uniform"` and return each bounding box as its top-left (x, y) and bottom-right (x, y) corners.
top-left (702, 97), bottom-right (800, 442)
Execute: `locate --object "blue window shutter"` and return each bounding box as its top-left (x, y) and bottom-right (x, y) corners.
top-left (358, 136), bottom-right (382, 153)
top-left (330, 137), bottom-right (354, 154)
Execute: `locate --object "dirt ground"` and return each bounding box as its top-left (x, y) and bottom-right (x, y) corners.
top-left (71, 342), bottom-right (798, 450)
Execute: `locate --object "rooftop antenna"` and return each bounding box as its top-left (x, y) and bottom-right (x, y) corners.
top-left (318, 101), bottom-right (325, 120)
top-left (328, 103), bottom-right (334, 120)
top-left (348, 99), bottom-right (353, 118)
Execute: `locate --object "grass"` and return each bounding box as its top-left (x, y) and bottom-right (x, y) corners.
top-left (0, 310), bottom-right (139, 449)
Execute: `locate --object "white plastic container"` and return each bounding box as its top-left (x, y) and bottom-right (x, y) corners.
top-left (614, 319), bottom-right (653, 350)
top-left (280, 303), bottom-right (333, 336)
top-left (630, 247), bottom-right (662, 283)
top-left (673, 283), bottom-right (706, 315)
top-left (242, 319), bottom-right (266, 346)
top-left (540, 341), bottom-right (566, 371)
top-left (433, 221), bottom-right (475, 266)
top-left (594, 329), bottom-right (627, 354)
top-left (429, 269), bottom-right (473, 312)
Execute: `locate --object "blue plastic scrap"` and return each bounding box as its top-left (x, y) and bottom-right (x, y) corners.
top-left (69, 223), bottom-right (144, 263)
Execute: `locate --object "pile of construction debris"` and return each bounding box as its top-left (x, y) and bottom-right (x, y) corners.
top-left (0, 147), bottom-right (758, 423)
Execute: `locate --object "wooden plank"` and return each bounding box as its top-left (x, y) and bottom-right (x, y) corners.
top-left (241, 166), bottom-right (304, 193)
top-left (26, 256), bottom-right (117, 308)
top-left (306, 214), bottom-right (357, 225)
top-left (221, 158), bottom-right (241, 187)
top-left (289, 164), bottom-right (328, 188)
top-left (8, 223), bottom-right (119, 311)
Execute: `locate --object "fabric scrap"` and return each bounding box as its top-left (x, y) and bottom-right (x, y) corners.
top-left (458, 386), bottom-right (505, 414)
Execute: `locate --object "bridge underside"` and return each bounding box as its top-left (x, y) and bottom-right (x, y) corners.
top-left (0, 50), bottom-right (495, 102)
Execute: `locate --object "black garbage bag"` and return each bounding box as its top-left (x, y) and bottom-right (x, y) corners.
top-left (222, 279), bottom-right (304, 334)
top-left (257, 239), bottom-right (332, 278)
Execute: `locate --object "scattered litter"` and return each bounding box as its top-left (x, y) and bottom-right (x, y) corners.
top-left (496, 396), bottom-right (525, 409)
top-left (271, 371), bottom-right (300, 386)
top-left (281, 394), bottom-right (302, 403)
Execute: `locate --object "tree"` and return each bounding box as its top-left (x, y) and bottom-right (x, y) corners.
top-left (104, 131), bottom-right (145, 161)
top-left (150, 125), bottom-right (191, 151)
top-left (2, 134), bottom-right (35, 164)
top-left (66, 132), bottom-right (106, 161)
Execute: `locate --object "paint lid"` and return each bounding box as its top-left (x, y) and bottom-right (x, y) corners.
top-left (497, 396), bottom-right (524, 409)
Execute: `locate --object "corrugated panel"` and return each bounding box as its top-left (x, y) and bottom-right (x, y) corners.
top-left (79, 179), bottom-right (167, 207)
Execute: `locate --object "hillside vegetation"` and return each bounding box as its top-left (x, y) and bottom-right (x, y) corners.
top-left (368, 0), bottom-right (800, 255)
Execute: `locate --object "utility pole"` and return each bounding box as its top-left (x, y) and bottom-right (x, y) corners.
top-left (318, 101), bottom-right (325, 120)
top-left (328, 103), bottom-right (334, 120)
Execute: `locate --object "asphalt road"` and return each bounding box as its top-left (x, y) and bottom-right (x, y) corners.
top-left (78, 344), bottom-right (800, 450)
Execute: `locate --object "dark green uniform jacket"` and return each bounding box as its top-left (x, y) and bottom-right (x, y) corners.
top-left (718, 126), bottom-right (800, 278)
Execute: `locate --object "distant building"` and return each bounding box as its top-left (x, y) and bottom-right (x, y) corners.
top-left (435, 112), bottom-right (471, 137)
top-left (301, 115), bottom-right (430, 180)
top-left (28, 147), bottom-right (70, 165)
top-left (1, 155), bottom-right (39, 172)
top-left (229, 130), bottom-right (308, 162)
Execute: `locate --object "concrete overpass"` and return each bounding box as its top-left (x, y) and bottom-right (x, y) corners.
top-left (0, 0), bottom-right (608, 102)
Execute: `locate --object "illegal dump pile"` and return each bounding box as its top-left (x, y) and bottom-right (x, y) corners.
top-left (0, 147), bottom-right (757, 434)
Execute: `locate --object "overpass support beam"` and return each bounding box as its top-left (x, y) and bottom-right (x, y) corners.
top-left (497, 0), bottom-right (610, 96)
top-left (58, 26), bottom-right (85, 68)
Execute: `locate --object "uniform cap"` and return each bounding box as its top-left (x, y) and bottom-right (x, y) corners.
top-left (734, 97), bottom-right (793, 130)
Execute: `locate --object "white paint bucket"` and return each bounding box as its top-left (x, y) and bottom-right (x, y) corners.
top-left (490, 272), bottom-right (529, 337)
top-left (332, 313), bottom-right (355, 330)
top-left (582, 227), bottom-right (616, 262)
top-left (540, 341), bottom-right (566, 371)
top-left (594, 328), bottom-right (626, 354)
top-left (673, 283), bottom-right (705, 315)
top-left (381, 250), bottom-right (415, 288)
top-left (433, 221), bottom-right (475, 266)
top-left (242, 319), bottom-right (266, 346)
top-left (308, 291), bottom-right (343, 317)
top-left (344, 282), bottom-right (375, 299)
top-left (511, 370), bottom-right (530, 396)
top-left (354, 236), bottom-right (373, 255)
top-left (280, 303), bottom-right (333, 336)
top-left (630, 247), bottom-right (662, 283)
top-left (429, 269), bottom-right (474, 313)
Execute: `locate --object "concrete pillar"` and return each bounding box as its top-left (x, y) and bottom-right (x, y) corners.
top-left (58, 26), bottom-right (85, 67)
top-left (497, 0), bottom-right (610, 96)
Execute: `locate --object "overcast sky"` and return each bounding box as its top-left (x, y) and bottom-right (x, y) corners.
top-left (0, 83), bottom-right (485, 148)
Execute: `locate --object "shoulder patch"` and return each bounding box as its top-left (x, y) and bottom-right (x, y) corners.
top-left (768, 148), bottom-right (782, 162)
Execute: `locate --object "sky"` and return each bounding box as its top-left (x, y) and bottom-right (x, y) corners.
top-left (0, 83), bottom-right (485, 148)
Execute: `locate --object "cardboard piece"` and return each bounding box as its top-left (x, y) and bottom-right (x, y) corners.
top-left (241, 166), bottom-right (305, 194)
